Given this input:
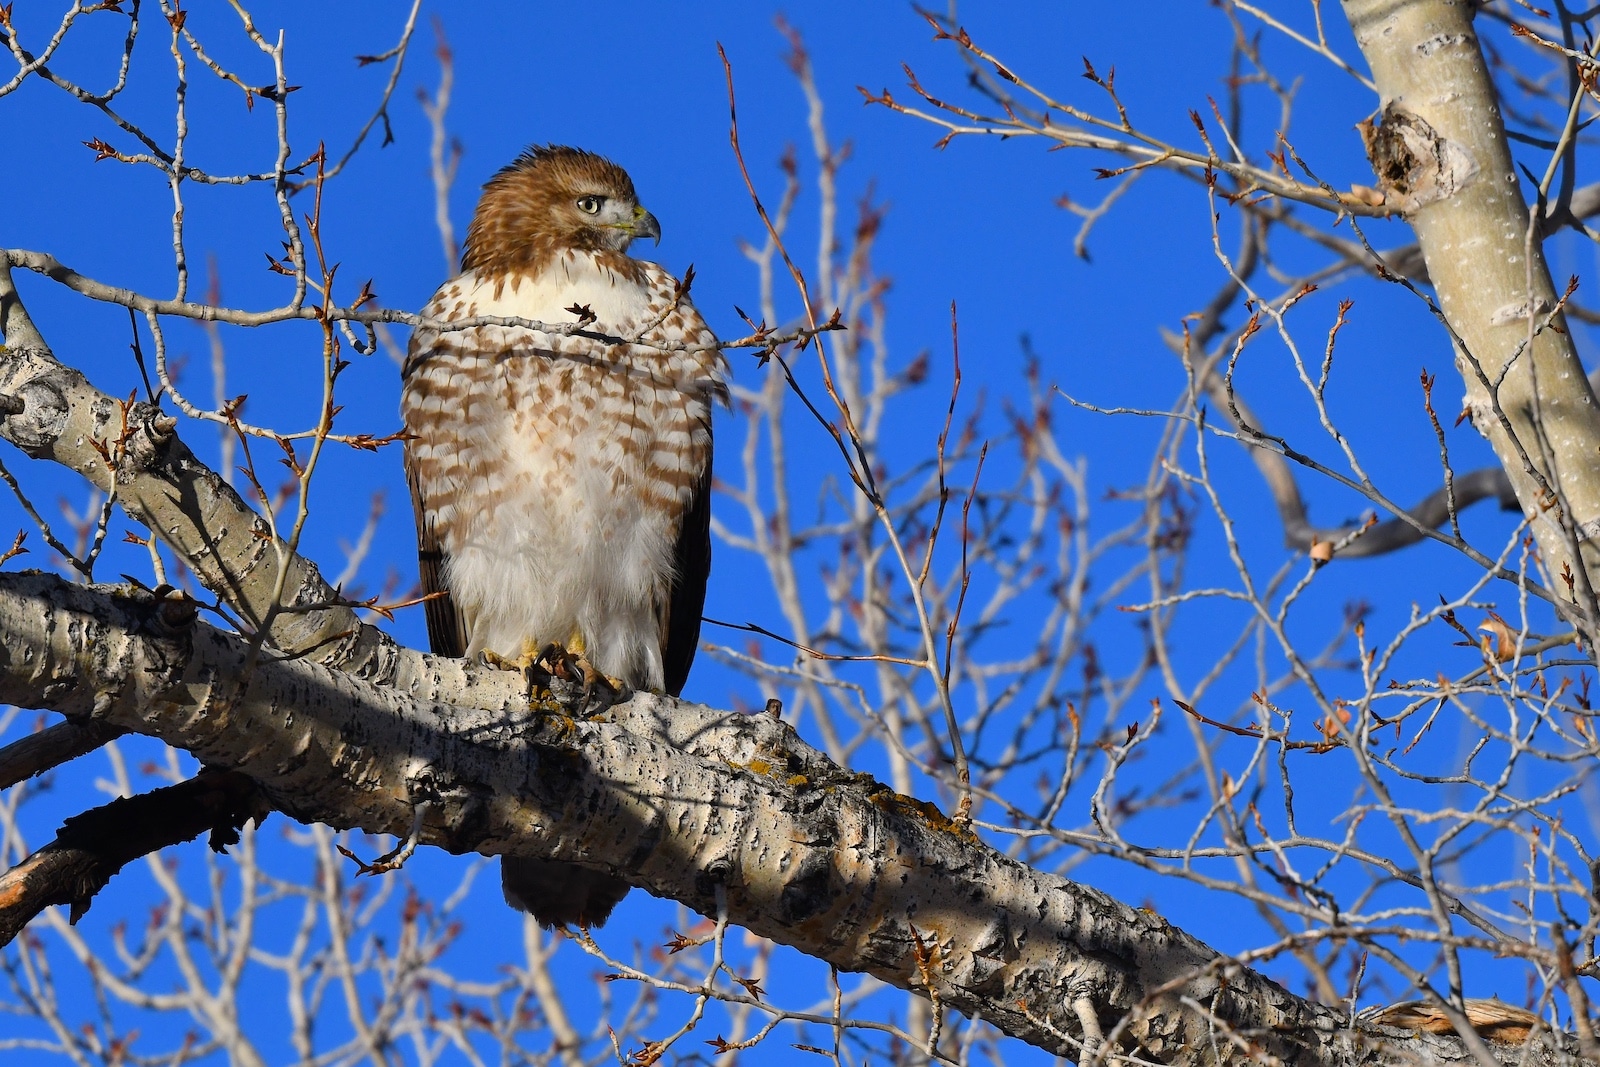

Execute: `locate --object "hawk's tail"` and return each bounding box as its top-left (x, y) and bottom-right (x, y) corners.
top-left (501, 856), bottom-right (630, 930)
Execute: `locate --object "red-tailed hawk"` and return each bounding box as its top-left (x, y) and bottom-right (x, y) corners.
top-left (401, 145), bottom-right (726, 927)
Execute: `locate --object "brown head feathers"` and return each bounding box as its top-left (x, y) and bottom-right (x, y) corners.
top-left (460, 145), bottom-right (652, 280)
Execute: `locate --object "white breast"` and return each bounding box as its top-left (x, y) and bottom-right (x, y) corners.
top-left (451, 255), bottom-right (659, 335)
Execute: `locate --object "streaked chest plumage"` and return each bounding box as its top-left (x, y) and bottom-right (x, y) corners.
top-left (401, 251), bottom-right (725, 688)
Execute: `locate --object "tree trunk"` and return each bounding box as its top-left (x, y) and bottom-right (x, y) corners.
top-left (1344, 0), bottom-right (1600, 636)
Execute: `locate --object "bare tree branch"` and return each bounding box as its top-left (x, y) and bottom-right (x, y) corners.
top-left (0, 720), bottom-right (125, 791)
top-left (0, 769), bottom-right (266, 943)
top-left (0, 256), bottom-right (369, 664)
top-left (0, 569), bottom-right (1568, 1066)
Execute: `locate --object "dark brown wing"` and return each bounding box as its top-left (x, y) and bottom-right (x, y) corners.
top-left (404, 448), bottom-right (468, 659)
top-left (659, 455), bottom-right (712, 698)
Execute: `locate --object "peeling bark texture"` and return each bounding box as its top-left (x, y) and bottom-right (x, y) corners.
top-left (0, 769), bottom-right (266, 944)
top-left (1359, 104), bottom-right (1478, 216)
top-left (1344, 0), bottom-right (1600, 625)
top-left (0, 571), bottom-right (1577, 1065)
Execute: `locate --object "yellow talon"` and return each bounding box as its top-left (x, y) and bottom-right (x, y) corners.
top-left (480, 635), bottom-right (624, 714)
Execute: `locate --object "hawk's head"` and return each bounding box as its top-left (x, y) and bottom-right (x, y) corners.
top-left (461, 145), bottom-right (661, 277)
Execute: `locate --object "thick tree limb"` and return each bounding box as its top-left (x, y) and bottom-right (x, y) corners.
top-left (0, 719), bottom-right (125, 790)
top-left (0, 570), bottom-right (1575, 1065)
top-left (0, 255), bottom-right (374, 666)
top-left (0, 768), bottom-right (266, 943)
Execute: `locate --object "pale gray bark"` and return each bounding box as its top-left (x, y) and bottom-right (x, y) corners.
top-left (0, 569), bottom-right (1577, 1067)
top-left (1344, 0), bottom-right (1600, 633)
top-left (0, 256), bottom-right (1580, 1065)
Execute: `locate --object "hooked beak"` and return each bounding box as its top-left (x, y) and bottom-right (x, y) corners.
top-left (631, 206), bottom-right (661, 245)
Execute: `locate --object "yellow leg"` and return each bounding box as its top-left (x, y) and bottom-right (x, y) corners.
top-left (480, 633), bottom-right (623, 711)
top-left (482, 646), bottom-right (538, 672)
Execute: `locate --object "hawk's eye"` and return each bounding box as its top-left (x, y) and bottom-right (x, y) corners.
top-left (576, 195), bottom-right (604, 215)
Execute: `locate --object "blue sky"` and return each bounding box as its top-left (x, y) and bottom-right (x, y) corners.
top-left (1, 2), bottom-right (1584, 1063)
